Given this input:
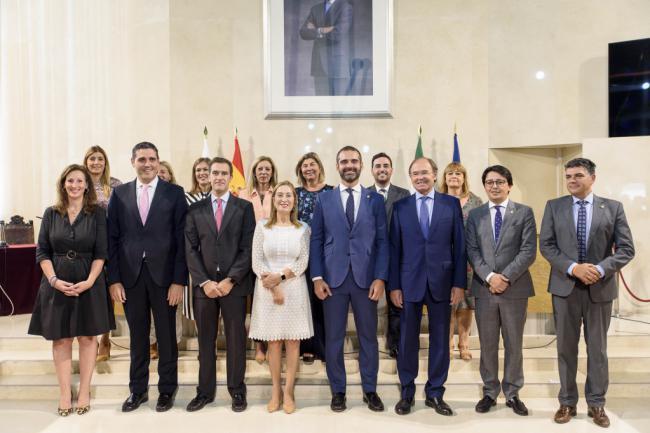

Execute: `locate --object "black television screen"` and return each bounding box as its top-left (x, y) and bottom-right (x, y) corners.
top-left (609, 37), bottom-right (650, 137)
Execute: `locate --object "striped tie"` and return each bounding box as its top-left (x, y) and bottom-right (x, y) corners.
top-left (577, 200), bottom-right (587, 263)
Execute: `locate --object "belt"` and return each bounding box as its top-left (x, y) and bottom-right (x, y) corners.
top-left (54, 251), bottom-right (93, 260)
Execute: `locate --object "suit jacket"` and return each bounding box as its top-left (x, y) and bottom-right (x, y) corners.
top-left (539, 194), bottom-right (635, 302)
top-left (107, 179), bottom-right (188, 289)
top-left (466, 201), bottom-right (537, 299)
top-left (309, 186), bottom-right (389, 289)
top-left (368, 184), bottom-right (411, 228)
top-left (299, 0), bottom-right (353, 78)
top-left (388, 192), bottom-right (467, 302)
top-left (184, 196), bottom-right (255, 298)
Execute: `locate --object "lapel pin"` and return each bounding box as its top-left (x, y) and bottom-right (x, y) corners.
top-left (510, 210), bottom-right (514, 214)
top-left (600, 204), bottom-right (605, 209)
top-left (366, 194), bottom-right (370, 199)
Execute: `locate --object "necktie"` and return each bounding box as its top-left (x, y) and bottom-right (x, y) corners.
top-left (215, 198), bottom-right (223, 232)
top-left (419, 196), bottom-right (430, 239)
top-left (325, 0), bottom-right (332, 14)
top-left (494, 205), bottom-right (502, 243)
top-left (577, 200), bottom-right (587, 263)
top-left (139, 185), bottom-right (150, 224)
top-left (379, 188), bottom-right (387, 201)
top-left (345, 188), bottom-right (355, 227)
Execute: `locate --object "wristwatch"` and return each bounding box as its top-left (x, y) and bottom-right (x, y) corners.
top-left (280, 272), bottom-right (286, 281)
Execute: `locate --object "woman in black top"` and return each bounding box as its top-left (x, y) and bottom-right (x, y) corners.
top-left (28, 164), bottom-right (114, 416)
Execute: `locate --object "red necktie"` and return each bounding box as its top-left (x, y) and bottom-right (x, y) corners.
top-left (215, 198), bottom-right (223, 232)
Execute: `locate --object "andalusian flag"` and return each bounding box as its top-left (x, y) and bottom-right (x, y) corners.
top-left (230, 128), bottom-right (246, 194)
top-left (415, 125), bottom-right (423, 158)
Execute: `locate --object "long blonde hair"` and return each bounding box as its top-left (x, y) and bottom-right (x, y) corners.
top-left (265, 181), bottom-right (301, 229)
top-left (83, 145), bottom-right (112, 197)
top-left (159, 160), bottom-right (177, 184)
top-left (189, 157), bottom-right (210, 194)
top-left (53, 164), bottom-right (97, 216)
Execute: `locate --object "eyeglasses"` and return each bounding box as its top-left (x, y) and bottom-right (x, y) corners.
top-left (485, 180), bottom-right (507, 187)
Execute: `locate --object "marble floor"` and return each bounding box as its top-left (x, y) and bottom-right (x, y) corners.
top-left (1, 398), bottom-right (649, 433)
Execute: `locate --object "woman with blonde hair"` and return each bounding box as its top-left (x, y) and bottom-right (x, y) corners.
top-left (158, 160), bottom-right (177, 184)
top-left (185, 157), bottom-right (211, 204)
top-left (29, 164), bottom-right (114, 415)
top-left (249, 181), bottom-right (313, 414)
top-left (294, 152), bottom-right (333, 364)
top-left (440, 162), bottom-right (483, 360)
top-left (238, 155), bottom-right (278, 361)
top-left (83, 145), bottom-right (121, 362)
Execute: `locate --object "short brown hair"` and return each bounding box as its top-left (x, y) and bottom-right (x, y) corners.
top-left (440, 162), bottom-right (469, 197)
top-left (210, 157), bottom-right (233, 175)
top-left (336, 145), bottom-right (362, 163)
top-left (265, 181), bottom-right (301, 229)
top-left (295, 152), bottom-right (325, 186)
top-left (53, 164), bottom-right (97, 215)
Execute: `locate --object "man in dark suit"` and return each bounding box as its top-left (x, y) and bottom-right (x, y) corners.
top-left (107, 142), bottom-right (187, 412)
top-left (389, 157), bottom-right (466, 416)
top-left (310, 145), bottom-right (389, 412)
top-left (184, 157), bottom-right (255, 413)
top-left (466, 165), bottom-right (537, 416)
top-left (299, 0), bottom-right (353, 95)
top-left (540, 158), bottom-right (634, 428)
top-left (368, 152), bottom-right (410, 359)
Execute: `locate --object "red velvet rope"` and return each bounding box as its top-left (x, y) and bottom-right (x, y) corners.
top-left (620, 271), bottom-right (650, 303)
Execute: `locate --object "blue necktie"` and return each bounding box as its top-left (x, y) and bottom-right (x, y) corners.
top-left (577, 200), bottom-right (587, 263)
top-left (494, 205), bottom-right (502, 243)
top-left (325, 0), bottom-right (332, 14)
top-left (419, 196), bottom-right (430, 239)
top-left (345, 188), bottom-right (355, 228)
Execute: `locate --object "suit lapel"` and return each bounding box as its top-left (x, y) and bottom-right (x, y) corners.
top-left (561, 195), bottom-right (578, 248)
top-left (479, 204), bottom-right (496, 250)
top-left (588, 195), bottom-right (604, 250)
top-left (200, 198), bottom-right (218, 238)
top-left (352, 187), bottom-right (371, 232)
top-left (219, 197), bottom-right (239, 238)
top-left (427, 192), bottom-right (444, 238)
top-left (405, 195), bottom-right (425, 240)
top-left (495, 201), bottom-right (516, 250)
top-left (333, 187), bottom-right (351, 231)
top-left (146, 180), bottom-right (166, 226)
top-left (127, 180), bottom-right (144, 229)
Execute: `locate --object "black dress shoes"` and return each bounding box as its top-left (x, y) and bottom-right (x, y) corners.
top-left (394, 397), bottom-right (415, 415)
top-left (122, 392), bottom-right (148, 412)
top-left (389, 348), bottom-right (399, 359)
top-left (186, 394), bottom-right (215, 412)
top-left (330, 393), bottom-right (346, 412)
top-left (425, 396), bottom-right (453, 416)
top-left (231, 393), bottom-right (247, 412)
top-left (506, 396), bottom-right (529, 416)
top-left (362, 392), bottom-right (384, 412)
top-left (475, 395), bottom-right (496, 413)
top-left (156, 391), bottom-right (176, 412)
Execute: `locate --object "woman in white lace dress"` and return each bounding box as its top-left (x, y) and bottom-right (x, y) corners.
top-left (249, 181), bottom-right (313, 414)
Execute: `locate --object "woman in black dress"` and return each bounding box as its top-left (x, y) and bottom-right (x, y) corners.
top-left (28, 164), bottom-right (114, 416)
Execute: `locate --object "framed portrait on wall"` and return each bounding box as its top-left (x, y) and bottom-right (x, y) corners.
top-left (263, 0), bottom-right (394, 118)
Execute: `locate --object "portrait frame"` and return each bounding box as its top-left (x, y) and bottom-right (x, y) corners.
top-left (263, 0), bottom-right (394, 119)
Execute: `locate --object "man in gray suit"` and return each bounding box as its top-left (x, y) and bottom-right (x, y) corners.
top-left (540, 158), bottom-right (634, 428)
top-left (368, 152), bottom-right (410, 358)
top-left (466, 165), bottom-right (537, 416)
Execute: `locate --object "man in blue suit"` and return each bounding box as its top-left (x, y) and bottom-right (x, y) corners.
top-left (389, 157), bottom-right (466, 416)
top-left (310, 145), bottom-right (389, 412)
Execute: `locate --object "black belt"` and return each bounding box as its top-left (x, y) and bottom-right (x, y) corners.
top-left (54, 251), bottom-right (92, 260)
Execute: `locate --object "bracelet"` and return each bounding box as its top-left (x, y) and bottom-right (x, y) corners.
top-left (49, 275), bottom-right (58, 286)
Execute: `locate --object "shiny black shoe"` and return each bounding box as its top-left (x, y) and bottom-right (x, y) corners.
top-left (425, 396), bottom-right (453, 416)
top-left (231, 393), bottom-right (247, 412)
top-left (389, 348), bottom-right (399, 359)
top-left (186, 394), bottom-right (214, 412)
top-left (302, 353), bottom-right (316, 365)
top-left (394, 397), bottom-right (415, 415)
top-left (156, 391), bottom-right (176, 412)
top-left (122, 392), bottom-right (148, 412)
top-left (330, 393), bottom-right (346, 412)
top-left (362, 392), bottom-right (384, 412)
top-left (506, 396), bottom-right (529, 416)
top-left (475, 395), bottom-right (496, 413)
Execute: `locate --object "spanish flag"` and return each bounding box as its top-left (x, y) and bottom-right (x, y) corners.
top-left (230, 129), bottom-right (246, 194)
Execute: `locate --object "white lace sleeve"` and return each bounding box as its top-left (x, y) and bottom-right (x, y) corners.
top-left (287, 224), bottom-right (310, 278)
top-left (251, 221), bottom-right (272, 276)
